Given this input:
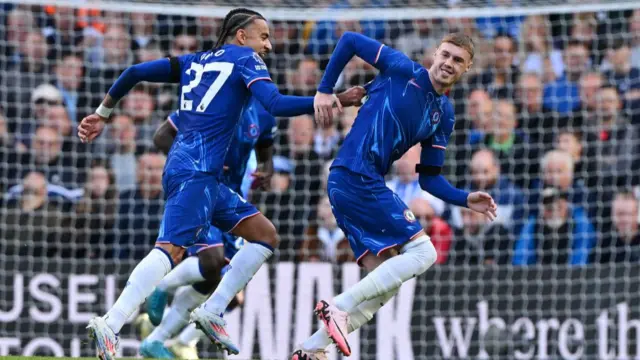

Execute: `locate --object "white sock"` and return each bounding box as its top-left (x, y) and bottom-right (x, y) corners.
top-left (302, 289), bottom-right (399, 351)
top-left (177, 323), bottom-right (202, 347)
top-left (105, 249), bottom-right (173, 333)
top-left (203, 242), bottom-right (272, 314)
top-left (147, 286), bottom-right (208, 342)
top-left (157, 257), bottom-right (206, 293)
top-left (333, 236), bottom-right (436, 312)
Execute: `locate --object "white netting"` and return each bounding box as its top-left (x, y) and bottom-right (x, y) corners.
top-left (1, 1), bottom-right (640, 359)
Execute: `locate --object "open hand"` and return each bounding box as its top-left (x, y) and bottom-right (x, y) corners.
top-left (314, 92), bottom-right (343, 129)
top-left (77, 113), bottom-right (107, 143)
top-left (467, 191), bottom-right (498, 221)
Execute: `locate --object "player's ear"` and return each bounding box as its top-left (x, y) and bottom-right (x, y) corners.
top-left (237, 29), bottom-right (247, 45)
top-left (465, 60), bottom-right (473, 72)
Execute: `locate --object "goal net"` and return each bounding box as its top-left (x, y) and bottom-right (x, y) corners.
top-left (1, 0), bottom-right (640, 359)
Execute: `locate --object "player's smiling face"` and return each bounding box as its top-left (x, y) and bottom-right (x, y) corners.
top-left (238, 19), bottom-right (272, 58)
top-left (430, 42), bottom-right (472, 87)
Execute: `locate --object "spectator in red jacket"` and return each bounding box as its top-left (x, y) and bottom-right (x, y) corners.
top-left (409, 197), bottom-right (452, 264)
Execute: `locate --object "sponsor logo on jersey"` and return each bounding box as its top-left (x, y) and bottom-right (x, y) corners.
top-left (253, 52), bottom-right (265, 65)
top-left (404, 209), bottom-right (417, 222)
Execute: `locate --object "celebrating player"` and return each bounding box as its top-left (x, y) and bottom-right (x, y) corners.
top-left (292, 32), bottom-right (498, 359)
top-left (78, 8), bottom-right (361, 359)
top-left (138, 99), bottom-right (273, 359)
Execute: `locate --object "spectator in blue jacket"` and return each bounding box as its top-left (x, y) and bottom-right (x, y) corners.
top-left (514, 187), bottom-right (596, 266)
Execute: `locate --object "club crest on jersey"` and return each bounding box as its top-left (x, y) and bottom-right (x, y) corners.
top-left (431, 111), bottom-right (441, 124)
top-left (245, 123), bottom-right (260, 139)
top-left (404, 209), bottom-right (417, 222)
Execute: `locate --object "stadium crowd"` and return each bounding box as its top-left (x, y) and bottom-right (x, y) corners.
top-left (0, 4), bottom-right (639, 266)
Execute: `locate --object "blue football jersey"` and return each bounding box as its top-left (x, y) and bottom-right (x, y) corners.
top-left (168, 97), bottom-right (277, 194)
top-left (165, 45), bottom-right (272, 175)
top-left (331, 43), bottom-right (455, 179)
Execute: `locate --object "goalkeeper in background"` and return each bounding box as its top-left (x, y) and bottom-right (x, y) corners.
top-left (292, 32), bottom-right (497, 359)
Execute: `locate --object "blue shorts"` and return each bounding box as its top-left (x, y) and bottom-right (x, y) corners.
top-left (186, 226), bottom-right (245, 262)
top-left (327, 167), bottom-right (424, 266)
top-left (158, 170), bottom-right (258, 248)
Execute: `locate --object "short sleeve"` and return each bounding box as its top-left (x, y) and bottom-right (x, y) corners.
top-left (240, 52), bottom-right (272, 88)
top-left (419, 102), bottom-right (455, 168)
top-left (167, 110), bottom-right (180, 130)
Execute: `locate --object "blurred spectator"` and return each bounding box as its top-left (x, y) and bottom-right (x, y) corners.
top-left (171, 33), bottom-right (198, 57)
top-left (300, 195), bottom-right (353, 264)
top-left (602, 39), bottom-right (640, 103)
top-left (115, 153), bottom-right (165, 259)
top-left (2, 8), bottom-right (36, 70)
top-left (466, 32), bottom-right (520, 99)
top-left (594, 191), bottom-right (640, 263)
top-left (394, 19), bottom-right (440, 61)
top-left (484, 100), bottom-right (539, 188)
top-left (543, 39), bottom-right (590, 114)
top-left (0, 112), bottom-right (25, 192)
top-left (583, 85), bottom-right (640, 190)
top-left (0, 171), bottom-right (64, 257)
top-left (121, 86), bottom-right (157, 149)
top-left (12, 85), bottom-right (64, 146)
top-left (452, 89), bottom-right (492, 185)
top-left (269, 155), bottom-right (293, 195)
top-left (449, 206), bottom-right (512, 265)
top-left (16, 126), bottom-right (85, 190)
top-left (286, 58), bottom-right (320, 96)
top-left (131, 13), bottom-right (158, 50)
top-left (43, 6), bottom-right (85, 56)
top-left (631, 9), bottom-right (640, 70)
top-left (88, 26), bottom-right (134, 103)
top-left (474, 0), bottom-right (524, 40)
top-left (387, 145), bottom-right (446, 216)
top-left (409, 197), bottom-right (452, 265)
top-left (520, 15), bottom-right (563, 83)
top-left (265, 20), bottom-right (300, 86)
top-left (514, 187), bottom-right (596, 266)
top-left (314, 117), bottom-right (341, 160)
top-left (109, 114), bottom-right (139, 191)
top-left (54, 53), bottom-right (88, 125)
top-left (195, 16), bottom-right (221, 51)
top-left (568, 71), bottom-right (603, 128)
top-left (463, 89), bottom-right (492, 144)
top-left (517, 73), bottom-right (559, 151)
top-left (2, 31), bottom-right (51, 124)
top-left (136, 40), bottom-right (164, 64)
top-left (536, 149), bottom-right (589, 212)
top-left (555, 130), bottom-right (587, 185)
top-left (64, 159), bottom-right (118, 259)
top-left (337, 56), bottom-right (376, 90)
top-left (467, 149), bottom-right (524, 232)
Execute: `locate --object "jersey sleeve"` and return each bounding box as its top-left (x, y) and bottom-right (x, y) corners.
top-left (239, 52), bottom-right (272, 88)
top-left (419, 103), bottom-right (455, 168)
top-left (167, 110), bottom-right (180, 130)
top-left (256, 104), bottom-right (277, 145)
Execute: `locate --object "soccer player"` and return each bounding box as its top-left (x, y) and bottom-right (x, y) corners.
top-left (138, 100), bottom-right (273, 358)
top-left (78, 8), bottom-right (360, 359)
top-left (291, 32), bottom-right (498, 360)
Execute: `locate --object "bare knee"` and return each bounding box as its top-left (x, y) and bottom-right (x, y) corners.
top-left (155, 243), bottom-right (185, 266)
top-left (361, 251), bottom-right (397, 272)
top-left (197, 246), bottom-right (225, 281)
top-left (232, 214), bottom-right (280, 248)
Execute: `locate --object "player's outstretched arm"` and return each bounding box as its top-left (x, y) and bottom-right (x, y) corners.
top-left (78, 58), bottom-right (180, 142)
top-left (317, 32), bottom-right (415, 95)
top-left (249, 81), bottom-right (364, 118)
top-left (418, 174), bottom-right (497, 221)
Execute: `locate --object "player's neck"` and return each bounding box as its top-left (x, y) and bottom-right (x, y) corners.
top-left (427, 71), bottom-right (450, 95)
